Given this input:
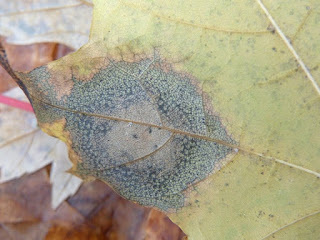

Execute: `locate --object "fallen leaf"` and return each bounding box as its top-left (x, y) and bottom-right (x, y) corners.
top-left (0, 37), bottom-right (73, 92)
top-left (0, 0), bottom-right (92, 49)
top-left (0, 169), bottom-right (184, 239)
top-left (0, 38), bottom-right (80, 209)
top-left (0, 87), bottom-right (82, 209)
top-left (1, 0), bottom-right (320, 239)
top-left (49, 140), bottom-right (83, 209)
top-left (0, 39), bottom-right (80, 209)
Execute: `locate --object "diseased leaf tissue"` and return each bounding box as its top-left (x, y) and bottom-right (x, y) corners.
top-left (1, 45), bottom-right (235, 211)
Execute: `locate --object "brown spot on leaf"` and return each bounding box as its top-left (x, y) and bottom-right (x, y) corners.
top-left (47, 63), bottom-right (74, 100)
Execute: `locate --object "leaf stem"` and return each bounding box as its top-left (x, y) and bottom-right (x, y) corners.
top-left (0, 42), bottom-right (33, 105)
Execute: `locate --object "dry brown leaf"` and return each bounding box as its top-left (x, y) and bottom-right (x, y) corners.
top-left (0, 87), bottom-right (82, 209)
top-left (0, 39), bottom-right (81, 209)
top-left (0, 38), bottom-right (72, 93)
top-left (0, 169), bottom-right (185, 240)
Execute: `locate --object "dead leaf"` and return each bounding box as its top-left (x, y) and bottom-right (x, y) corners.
top-left (0, 87), bottom-right (82, 209)
top-left (0, 0), bottom-right (92, 49)
top-left (0, 37), bottom-right (81, 209)
top-left (0, 37), bottom-right (72, 92)
top-left (49, 140), bottom-right (83, 209)
top-left (0, 169), bottom-right (185, 239)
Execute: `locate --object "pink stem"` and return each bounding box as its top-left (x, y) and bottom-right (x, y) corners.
top-left (0, 94), bottom-right (34, 113)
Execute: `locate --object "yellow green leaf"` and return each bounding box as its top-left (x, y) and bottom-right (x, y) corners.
top-left (1, 0), bottom-right (319, 239)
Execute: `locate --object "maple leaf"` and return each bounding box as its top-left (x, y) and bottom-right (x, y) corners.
top-left (1, 0), bottom-right (320, 239)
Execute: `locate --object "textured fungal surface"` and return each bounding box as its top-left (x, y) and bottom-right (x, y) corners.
top-left (18, 52), bottom-right (236, 211)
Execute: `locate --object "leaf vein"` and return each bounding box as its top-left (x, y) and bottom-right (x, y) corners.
top-left (256, 0), bottom-right (320, 95)
top-left (29, 94), bottom-right (320, 177)
top-left (120, 0), bottom-right (270, 35)
top-left (260, 210), bottom-right (320, 240)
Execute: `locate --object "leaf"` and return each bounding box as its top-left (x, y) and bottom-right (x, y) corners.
top-left (1, 0), bottom-right (320, 239)
top-left (0, 40), bottom-right (79, 209)
top-left (0, 0), bottom-right (92, 49)
top-left (49, 140), bottom-right (83, 209)
top-left (0, 87), bottom-right (82, 209)
top-left (0, 169), bottom-right (184, 239)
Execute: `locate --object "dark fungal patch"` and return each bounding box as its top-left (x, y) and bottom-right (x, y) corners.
top-left (23, 53), bottom-right (236, 211)
top-left (92, 134), bottom-right (234, 210)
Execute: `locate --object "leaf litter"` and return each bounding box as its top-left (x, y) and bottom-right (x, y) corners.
top-left (0, 0), bottom-right (92, 49)
top-left (0, 87), bottom-right (82, 209)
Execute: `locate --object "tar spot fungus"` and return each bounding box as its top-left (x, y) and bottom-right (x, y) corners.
top-left (22, 52), bottom-right (236, 212)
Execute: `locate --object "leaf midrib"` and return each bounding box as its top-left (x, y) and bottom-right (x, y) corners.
top-left (30, 93), bottom-right (320, 178)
